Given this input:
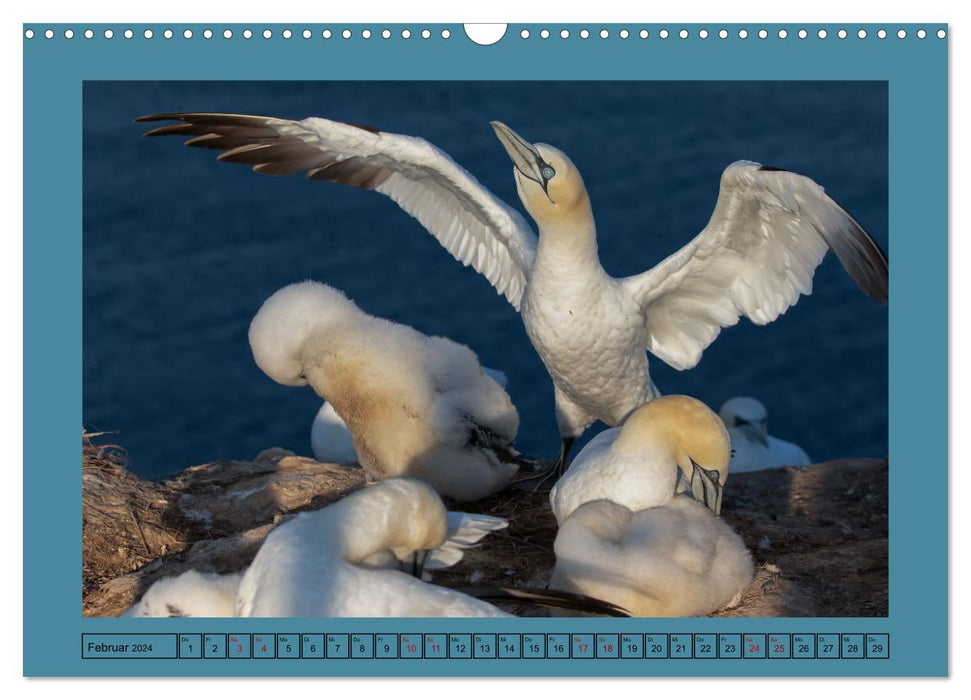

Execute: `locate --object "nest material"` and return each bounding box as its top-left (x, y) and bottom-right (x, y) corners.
top-left (82, 432), bottom-right (887, 618)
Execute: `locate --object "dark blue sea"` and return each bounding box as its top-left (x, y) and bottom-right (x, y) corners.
top-left (83, 81), bottom-right (889, 480)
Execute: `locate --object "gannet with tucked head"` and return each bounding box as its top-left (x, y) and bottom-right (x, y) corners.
top-left (124, 479), bottom-right (628, 617)
top-left (250, 281), bottom-right (519, 501)
top-left (551, 497), bottom-right (753, 617)
top-left (719, 396), bottom-right (811, 472)
top-left (235, 479), bottom-right (513, 617)
top-left (138, 112), bottom-right (889, 474)
top-left (549, 395), bottom-right (753, 617)
top-left (311, 368), bottom-right (509, 465)
top-left (125, 480), bottom-right (512, 617)
top-left (550, 395), bottom-right (731, 524)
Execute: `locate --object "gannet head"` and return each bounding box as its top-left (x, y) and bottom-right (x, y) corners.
top-left (490, 121), bottom-right (589, 225)
top-left (719, 396), bottom-right (770, 447)
top-left (249, 281), bottom-right (359, 387)
top-left (615, 396), bottom-right (731, 515)
top-left (347, 479), bottom-right (450, 561)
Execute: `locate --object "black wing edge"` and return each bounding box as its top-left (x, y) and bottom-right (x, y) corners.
top-left (820, 193), bottom-right (890, 305)
top-left (448, 584), bottom-right (630, 617)
top-left (756, 165), bottom-right (888, 304)
top-left (132, 112), bottom-right (393, 188)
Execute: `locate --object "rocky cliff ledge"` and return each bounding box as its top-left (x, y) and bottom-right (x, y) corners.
top-left (82, 434), bottom-right (887, 618)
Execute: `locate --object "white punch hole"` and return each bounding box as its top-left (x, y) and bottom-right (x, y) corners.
top-left (463, 24), bottom-right (507, 46)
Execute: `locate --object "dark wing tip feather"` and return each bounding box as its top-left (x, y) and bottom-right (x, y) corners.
top-left (823, 195), bottom-right (890, 305)
top-left (758, 165), bottom-right (790, 173)
top-left (450, 584), bottom-right (631, 617)
top-left (135, 113), bottom-right (392, 187)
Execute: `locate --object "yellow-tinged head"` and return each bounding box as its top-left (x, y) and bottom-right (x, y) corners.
top-left (615, 395), bottom-right (732, 489)
top-left (491, 121), bottom-right (591, 228)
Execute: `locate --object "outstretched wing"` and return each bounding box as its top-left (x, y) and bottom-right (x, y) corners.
top-left (137, 112), bottom-right (538, 309)
top-left (621, 161), bottom-right (888, 371)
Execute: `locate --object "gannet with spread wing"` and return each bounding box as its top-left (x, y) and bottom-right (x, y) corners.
top-left (138, 113), bottom-right (889, 474)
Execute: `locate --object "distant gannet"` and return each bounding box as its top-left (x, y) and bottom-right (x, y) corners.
top-left (549, 395), bottom-right (753, 617)
top-left (138, 112), bottom-right (889, 473)
top-left (551, 395), bottom-right (731, 524)
top-left (249, 281), bottom-right (519, 501)
top-left (719, 396), bottom-right (811, 472)
top-left (311, 367), bottom-right (508, 465)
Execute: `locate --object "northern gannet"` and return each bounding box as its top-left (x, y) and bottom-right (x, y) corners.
top-left (550, 496), bottom-right (753, 617)
top-left (548, 395), bottom-right (753, 617)
top-left (121, 570), bottom-right (242, 618)
top-left (311, 368), bottom-right (509, 465)
top-left (138, 113), bottom-right (889, 473)
top-left (236, 479), bottom-right (513, 616)
top-left (124, 479), bottom-right (514, 617)
top-left (124, 479), bottom-right (627, 617)
top-left (249, 281), bottom-right (519, 501)
top-left (550, 395), bottom-right (731, 524)
top-left (309, 401), bottom-right (358, 464)
top-left (719, 396), bottom-right (811, 472)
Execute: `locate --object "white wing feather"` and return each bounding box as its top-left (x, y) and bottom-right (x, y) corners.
top-left (423, 511), bottom-right (509, 570)
top-left (622, 161), bottom-right (888, 370)
top-left (139, 113), bottom-right (538, 309)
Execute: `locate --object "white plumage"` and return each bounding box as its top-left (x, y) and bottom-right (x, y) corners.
top-left (122, 570), bottom-right (242, 618)
top-left (551, 497), bottom-right (753, 617)
top-left (551, 396), bottom-right (731, 524)
top-left (124, 479), bottom-right (512, 618)
top-left (549, 395), bottom-right (753, 617)
top-left (309, 401), bottom-right (358, 464)
top-left (311, 368), bottom-right (508, 466)
top-left (719, 396), bottom-right (811, 472)
top-left (249, 281), bottom-right (519, 501)
top-left (139, 113), bottom-right (888, 454)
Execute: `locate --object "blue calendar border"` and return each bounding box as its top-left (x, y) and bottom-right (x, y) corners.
top-left (23, 22), bottom-right (947, 677)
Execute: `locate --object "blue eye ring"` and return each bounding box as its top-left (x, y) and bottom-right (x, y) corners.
top-left (541, 165), bottom-right (556, 180)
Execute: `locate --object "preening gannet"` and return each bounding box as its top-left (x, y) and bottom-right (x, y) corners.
top-left (236, 479), bottom-right (513, 616)
top-left (311, 368), bottom-right (509, 465)
top-left (549, 395), bottom-right (753, 617)
top-left (125, 480), bottom-right (513, 617)
top-left (550, 395), bottom-right (731, 524)
top-left (138, 113), bottom-right (889, 473)
top-left (719, 396), bottom-right (811, 472)
top-left (249, 281), bottom-right (519, 501)
top-left (123, 479), bottom-right (627, 618)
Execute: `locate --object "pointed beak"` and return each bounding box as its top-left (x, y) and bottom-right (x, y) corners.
top-left (739, 420), bottom-right (769, 447)
top-left (490, 121), bottom-right (549, 190)
top-left (689, 458), bottom-right (724, 516)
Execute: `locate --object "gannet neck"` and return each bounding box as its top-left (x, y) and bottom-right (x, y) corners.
top-left (328, 480), bottom-right (449, 564)
top-left (535, 204), bottom-right (600, 268)
top-left (613, 396), bottom-right (731, 481)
